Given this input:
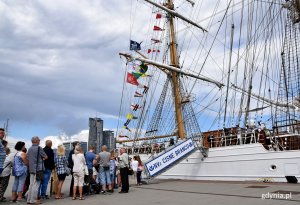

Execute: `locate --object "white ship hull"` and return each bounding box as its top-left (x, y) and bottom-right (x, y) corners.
top-left (139, 143), bottom-right (300, 182)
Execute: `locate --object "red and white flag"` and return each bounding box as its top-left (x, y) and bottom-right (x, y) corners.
top-left (118, 135), bottom-right (129, 138)
top-left (153, 26), bottom-right (163, 31)
top-left (134, 91), bottom-right (143, 97)
top-left (151, 38), bottom-right (161, 43)
top-left (147, 49), bottom-right (161, 54)
top-left (131, 104), bottom-right (143, 111)
top-left (156, 13), bottom-right (162, 19)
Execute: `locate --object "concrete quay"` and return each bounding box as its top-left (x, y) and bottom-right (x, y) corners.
top-left (4, 177), bottom-right (300, 205)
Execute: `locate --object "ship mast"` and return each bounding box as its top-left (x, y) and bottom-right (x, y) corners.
top-left (120, 0), bottom-right (212, 141)
top-left (167, 0), bottom-right (185, 140)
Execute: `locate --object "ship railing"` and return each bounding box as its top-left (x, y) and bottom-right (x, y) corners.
top-left (125, 133), bottom-right (300, 154)
top-left (206, 132), bottom-right (300, 151)
top-left (269, 133), bottom-right (300, 151)
top-left (126, 139), bottom-right (197, 155)
top-left (126, 136), bottom-right (204, 156)
top-left (125, 145), bottom-right (167, 155)
top-left (207, 132), bottom-right (258, 148)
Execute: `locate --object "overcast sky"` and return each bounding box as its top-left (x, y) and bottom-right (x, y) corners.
top-left (0, 0), bottom-right (133, 141)
top-left (0, 0), bottom-right (286, 145)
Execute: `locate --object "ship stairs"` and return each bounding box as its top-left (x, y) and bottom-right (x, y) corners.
top-left (142, 136), bottom-right (207, 184)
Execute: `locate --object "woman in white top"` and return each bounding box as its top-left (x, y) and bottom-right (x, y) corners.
top-left (131, 157), bottom-right (138, 182)
top-left (131, 157), bottom-right (138, 172)
top-left (72, 145), bottom-right (86, 200)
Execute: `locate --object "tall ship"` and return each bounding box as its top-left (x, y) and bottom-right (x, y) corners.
top-left (117, 0), bottom-right (300, 183)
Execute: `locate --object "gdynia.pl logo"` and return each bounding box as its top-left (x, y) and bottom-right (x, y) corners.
top-left (261, 192), bottom-right (292, 200)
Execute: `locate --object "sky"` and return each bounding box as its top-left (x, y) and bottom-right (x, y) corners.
top-left (0, 0), bottom-right (132, 143)
top-left (0, 0), bottom-right (289, 147)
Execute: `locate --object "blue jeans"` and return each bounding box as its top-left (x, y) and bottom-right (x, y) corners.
top-left (39, 169), bottom-right (51, 197)
top-left (137, 171), bottom-right (142, 184)
top-left (12, 172), bottom-right (27, 192)
top-left (98, 167), bottom-right (111, 186)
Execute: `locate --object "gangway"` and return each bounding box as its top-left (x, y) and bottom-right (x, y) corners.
top-left (144, 138), bottom-right (207, 180)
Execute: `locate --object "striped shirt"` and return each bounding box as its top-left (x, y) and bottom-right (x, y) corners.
top-left (0, 153), bottom-right (14, 177)
top-left (55, 155), bottom-right (68, 175)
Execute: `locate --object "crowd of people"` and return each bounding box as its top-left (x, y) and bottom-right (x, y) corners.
top-left (0, 128), bottom-right (144, 204)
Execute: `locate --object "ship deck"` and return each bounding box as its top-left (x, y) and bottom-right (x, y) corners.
top-left (4, 176), bottom-right (300, 205)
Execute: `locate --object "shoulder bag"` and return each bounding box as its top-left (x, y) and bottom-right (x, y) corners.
top-left (127, 156), bottom-right (134, 175)
top-left (36, 147), bottom-right (44, 181)
top-left (82, 155), bottom-right (89, 175)
top-left (11, 153), bottom-right (18, 176)
top-left (64, 156), bottom-right (71, 176)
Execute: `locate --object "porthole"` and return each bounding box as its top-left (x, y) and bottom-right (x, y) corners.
top-left (269, 164), bottom-right (277, 171)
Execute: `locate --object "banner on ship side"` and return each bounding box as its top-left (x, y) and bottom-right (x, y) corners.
top-left (145, 138), bottom-right (196, 177)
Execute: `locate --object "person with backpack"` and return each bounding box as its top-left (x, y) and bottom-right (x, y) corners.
top-left (11, 141), bottom-right (28, 202)
top-left (26, 137), bottom-right (48, 204)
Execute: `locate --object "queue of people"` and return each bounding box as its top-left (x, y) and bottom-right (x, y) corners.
top-left (0, 128), bottom-right (145, 203)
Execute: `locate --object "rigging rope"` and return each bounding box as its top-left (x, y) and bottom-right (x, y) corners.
top-left (187, 0), bottom-right (233, 97)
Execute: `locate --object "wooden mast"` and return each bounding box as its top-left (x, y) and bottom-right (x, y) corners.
top-left (120, 0), bottom-right (211, 141)
top-left (167, 0), bottom-right (185, 140)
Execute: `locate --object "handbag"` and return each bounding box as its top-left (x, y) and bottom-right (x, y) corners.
top-left (84, 165), bottom-right (89, 176)
top-left (64, 157), bottom-right (71, 176)
top-left (36, 170), bottom-right (44, 181)
top-left (103, 161), bottom-right (110, 171)
top-left (65, 167), bottom-right (71, 176)
top-left (83, 156), bottom-right (89, 175)
top-left (35, 147), bottom-right (44, 181)
top-left (12, 153), bottom-right (18, 176)
top-left (137, 165), bottom-right (144, 172)
top-left (128, 167), bottom-right (134, 175)
top-left (127, 157), bottom-right (134, 175)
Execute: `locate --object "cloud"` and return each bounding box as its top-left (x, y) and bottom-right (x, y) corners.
top-left (0, 0), bottom-right (132, 136)
top-left (40, 129), bottom-right (89, 149)
top-left (0, 0), bottom-right (288, 141)
top-left (6, 135), bottom-right (32, 151)
top-left (40, 128), bottom-right (118, 149)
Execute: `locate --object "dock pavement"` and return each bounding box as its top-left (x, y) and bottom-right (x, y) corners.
top-left (3, 176), bottom-right (300, 205)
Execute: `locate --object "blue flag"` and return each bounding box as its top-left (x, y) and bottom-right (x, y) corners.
top-left (130, 40), bottom-right (141, 50)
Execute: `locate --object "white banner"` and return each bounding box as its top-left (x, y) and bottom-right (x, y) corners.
top-left (145, 138), bottom-right (196, 177)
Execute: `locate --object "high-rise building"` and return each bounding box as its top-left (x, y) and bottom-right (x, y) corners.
top-left (88, 118), bottom-right (103, 153)
top-left (63, 141), bottom-right (88, 158)
top-left (103, 130), bottom-right (115, 151)
top-left (80, 141), bottom-right (88, 153)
